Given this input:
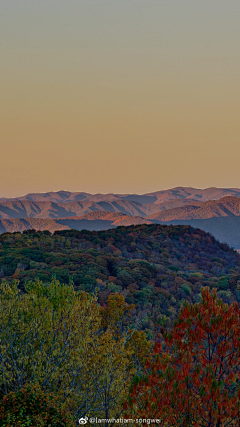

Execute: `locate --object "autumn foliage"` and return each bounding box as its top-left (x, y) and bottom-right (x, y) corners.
top-left (0, 384), bottom-right (73, 427)
top-left (0, 279), bottom-right (152, 424)
top-left (1, 226), bottom-right (240, 339)
top-left (127, 287), bottom-right (240, 426)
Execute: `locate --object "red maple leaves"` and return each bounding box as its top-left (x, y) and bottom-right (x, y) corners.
top-left (126, 287), bottom-right (240, 426)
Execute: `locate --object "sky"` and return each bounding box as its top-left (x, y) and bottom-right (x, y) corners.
top-left (1, 0), bottom-right (240, 197)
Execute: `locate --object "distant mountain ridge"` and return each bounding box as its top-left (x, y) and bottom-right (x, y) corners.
top-left (0, 198), bottom-right (201, 220)
top-left (2, 187), bottom-right (240, 248)
top-left (148, 196), bottom-right (240, 221)
top-left (2, 186), bottom-right (240, 204)
top-left (0, 212), bottom-right (152, 234)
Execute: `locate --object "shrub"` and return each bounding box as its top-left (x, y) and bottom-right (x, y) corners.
top-left (0, 384), bottom-right (73, 427)
top-left (181, 283), bottom-right (191, 295)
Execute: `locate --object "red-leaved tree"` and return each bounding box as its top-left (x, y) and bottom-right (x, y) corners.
top-left (126, 287), bottom-right (240, 426)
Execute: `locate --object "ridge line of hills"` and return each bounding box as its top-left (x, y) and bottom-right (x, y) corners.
top-left (1, 224), bottom-right (240, 335)
top-left (2, 188), bottom-right (240, 249)
top-left (0, 213), bottom-right (153, 234)
top-left (1, 195), bottom-right (240, 220)
top-left (3, 186), bottom-right (240, 204)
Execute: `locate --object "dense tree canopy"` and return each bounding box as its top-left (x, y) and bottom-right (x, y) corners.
top-left (0, 225), bottom-right (240, 337)
top-left (127, 287), bottom-right (240, 426)
top-left (0, 279), bottom-right (150, 424)
top-left (0, 384), bottom-right (73, 427)
top-left (1, 224), bottom-right (240, 425)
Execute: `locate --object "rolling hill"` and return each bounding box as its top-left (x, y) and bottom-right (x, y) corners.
top-left (0, 212), bottom-right (152, 234)
top-left (147, 196), bottom-right (240, 221)
top-left (146, 197), bottom-right (240, 249)
top-left (1, 224), bottom-right (240, 335)
top-left (153, 217), bottom-right (240, 251)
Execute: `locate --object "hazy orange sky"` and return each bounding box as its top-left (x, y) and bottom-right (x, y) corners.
top-left (1, 0), bottom-right (240, 197)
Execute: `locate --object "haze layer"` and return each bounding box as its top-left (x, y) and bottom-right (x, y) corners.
top-left (1, 1), bottom-right (240, 197)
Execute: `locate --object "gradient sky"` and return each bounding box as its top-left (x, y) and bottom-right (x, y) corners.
top-left (1, 0), bottom-right (240, 197)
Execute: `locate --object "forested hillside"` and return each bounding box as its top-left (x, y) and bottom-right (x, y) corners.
top-left (1, 224), bottom-right (240, 338)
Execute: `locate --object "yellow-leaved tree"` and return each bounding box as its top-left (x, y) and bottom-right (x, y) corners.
top-left (0, 279), bottom-right (151, 425)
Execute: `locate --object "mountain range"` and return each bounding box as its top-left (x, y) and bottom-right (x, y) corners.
top-left (2, 187), bottom-right (240, 248)
top-left (0, 199), bottom-right (191, 219)
top-left (2, 186), bottom-right (240, 204)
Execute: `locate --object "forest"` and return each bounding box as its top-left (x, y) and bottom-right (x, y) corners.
top-left (0, 224), bottom-right (240, 338)
top-left (1, 224), bottom-right (240, 425)
top-left (1, 279), bottom-right (240, 426)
